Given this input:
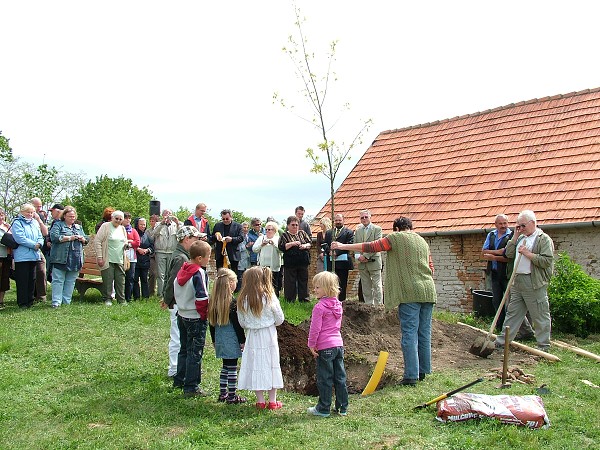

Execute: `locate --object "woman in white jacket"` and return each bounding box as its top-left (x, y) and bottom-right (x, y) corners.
top-left (252, 221), bottom-right (282, 297)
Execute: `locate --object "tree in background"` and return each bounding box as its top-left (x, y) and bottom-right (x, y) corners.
top-left (71, 175), bottom-right (153, 233)
top-left (0, 131), bottom-right (85, 220)
top-left (274, 5), bottom-right (372, 270)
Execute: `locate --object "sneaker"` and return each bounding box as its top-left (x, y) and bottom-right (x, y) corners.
top-left (183, 388), bottom-right (207, 398)
top-left (335, 409), bottom-right (348, 416)
top-left (226, 394), bottom-right (247, 404)
top-left (51, 304), bottom-right (60, 309)
top-left (399, 378), bottom-right (417, 386)
top-left (307, 406), bottom-right (330, 417)
top-left (267, 401), bottom-right (283, 410)
top-left (104, 300), bottom-right (113, 306)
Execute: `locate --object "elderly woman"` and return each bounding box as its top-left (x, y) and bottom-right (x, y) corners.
top-left (253, 221), bottom-right (283, 296)
top-left (11, 203), bottom-right (45, 309)
top-left (278, 216), bottom-right (312, 302)
top-left (333, 217), bottom-right (436, 385)
top-left (122, 212), bottom-right (140, 301)
top-left (94, 210), bottom-right (128, 306)
top-left (49, 206), bottom-right (88, 307)
top-left (0, 208), bottom-right (12, 309)
top-left (315, 216), bottom-right (332, 273)
top-left (133, 217), bottom-right (153, 299)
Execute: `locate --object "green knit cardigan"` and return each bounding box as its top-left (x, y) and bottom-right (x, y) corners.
top-left (383, 232), bottom-right (437, 310)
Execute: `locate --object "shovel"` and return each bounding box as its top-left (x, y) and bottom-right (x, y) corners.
top-left (414, 378), bottom-right (483, 410)
top-left (469, 252), bottom-right (522, 358)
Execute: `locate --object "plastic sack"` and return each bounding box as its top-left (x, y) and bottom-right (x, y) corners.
top-left (436, 393), bottom-right (550, 429)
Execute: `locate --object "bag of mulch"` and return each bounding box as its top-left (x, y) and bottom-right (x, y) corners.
top-left (436, 393), bottom-right (550, 429)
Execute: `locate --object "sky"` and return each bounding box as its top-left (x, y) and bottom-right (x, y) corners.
top-left (2, 1), bottom-right (599, 224)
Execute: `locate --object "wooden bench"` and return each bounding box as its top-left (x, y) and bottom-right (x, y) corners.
top-left (75, 254), bottom-right (103, 298)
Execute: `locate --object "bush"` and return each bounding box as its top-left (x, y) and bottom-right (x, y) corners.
top-left (548, 252), bottom-right (600, 337)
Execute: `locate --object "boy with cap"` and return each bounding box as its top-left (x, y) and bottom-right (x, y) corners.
top-left (163, 225), bottom-right (202, 379)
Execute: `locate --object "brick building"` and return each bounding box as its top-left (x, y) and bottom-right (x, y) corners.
top-left (312, 88), bottom-right (600, 312)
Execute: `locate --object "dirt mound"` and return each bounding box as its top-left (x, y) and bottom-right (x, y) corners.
top-left (278, 301), bottom-right (539, 395)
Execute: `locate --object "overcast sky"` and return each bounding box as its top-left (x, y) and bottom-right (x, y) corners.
top-left (2, 1), bottom-right (599, 223)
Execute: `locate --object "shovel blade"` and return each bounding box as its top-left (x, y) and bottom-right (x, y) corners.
top-left (469, 335), bottom-right (495, 358)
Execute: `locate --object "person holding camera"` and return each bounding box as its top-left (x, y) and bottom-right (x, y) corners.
top-left (148, 209), bottom-right (181, 299)
top-left (252, 221), bottom-right (283, 296)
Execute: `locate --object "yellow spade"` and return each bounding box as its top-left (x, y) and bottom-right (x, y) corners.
top-left (361, 351), bottom-right (389, 396)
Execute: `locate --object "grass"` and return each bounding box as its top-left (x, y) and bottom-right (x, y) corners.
top-left (0, 283), bottom-right (599, 449)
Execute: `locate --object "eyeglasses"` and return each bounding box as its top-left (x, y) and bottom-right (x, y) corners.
top-left (360, 216), bottom-right (369, 219)
top-left (517, 220), bottom-right (532, 228)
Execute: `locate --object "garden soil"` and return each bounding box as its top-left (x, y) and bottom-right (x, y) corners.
top-left (277, 301), bottom-right (539, 396)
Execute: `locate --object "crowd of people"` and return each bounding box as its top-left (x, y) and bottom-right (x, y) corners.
top-left (0, 198), bottom-right (555, 414)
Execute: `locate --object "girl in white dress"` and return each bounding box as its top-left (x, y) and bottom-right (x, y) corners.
top-left (237, 266), bottom-right (285, 410)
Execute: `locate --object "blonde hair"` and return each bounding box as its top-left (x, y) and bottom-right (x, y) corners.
top-left (312, 271), bottom-right (340, 298)
top-left (209, 268), bottom-right (238, 326)
top-left (319, 216), bottom-right (332, 231)
top-left (20, 203), bottom-right (35, 214)
top-left (238, 266), bottom-right (275, 316)
top-left (190, 240), bottom-right (211, 260)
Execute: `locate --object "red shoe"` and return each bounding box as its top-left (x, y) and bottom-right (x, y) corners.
top-left (255, 402), bottom-right (266, 409)
top-left (267, 401), bottom-right (283, 410)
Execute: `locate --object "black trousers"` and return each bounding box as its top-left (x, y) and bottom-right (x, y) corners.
top-left (283, 265), bottom-right (309, 302)
top-left (14, 261), bottom-right (37, 308)
top-left (491, 270), bottom-right (508, 331)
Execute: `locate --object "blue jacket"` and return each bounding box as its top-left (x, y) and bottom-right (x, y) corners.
top-left (12, 215), bottom-right (44, 262)
top-left (49, 221), bottom-right (88, 266)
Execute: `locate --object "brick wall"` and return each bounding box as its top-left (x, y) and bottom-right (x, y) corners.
top-left (303, 226), bottom-right (600, 313)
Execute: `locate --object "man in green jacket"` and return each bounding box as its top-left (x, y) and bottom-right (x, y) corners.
top-left (495, 210), bottom-right (554, 352)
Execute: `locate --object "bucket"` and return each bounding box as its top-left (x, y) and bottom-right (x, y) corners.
top-left (472, 289), bottom-right (495, 318)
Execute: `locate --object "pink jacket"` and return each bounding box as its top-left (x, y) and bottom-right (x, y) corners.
top-left (307, 296), bottom-right (344, 351)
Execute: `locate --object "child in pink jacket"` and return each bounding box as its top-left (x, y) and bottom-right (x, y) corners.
top-left (307, 271), bottom-right (349, 417)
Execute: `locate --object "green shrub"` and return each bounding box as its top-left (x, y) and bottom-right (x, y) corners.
top-left (548, 252), bottom-right (600, 337)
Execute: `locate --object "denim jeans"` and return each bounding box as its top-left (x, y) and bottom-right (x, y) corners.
top-left (315, 346), bottom-right (349, 414)
top-left (398, 302), bottom-right (434, 380)
top-left (174, 315), bottom-right (208, 393)
top-left (51, 267), bottom-right (78, 306)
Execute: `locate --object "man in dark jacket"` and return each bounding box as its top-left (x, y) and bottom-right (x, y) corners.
top-left (324, 214), bottom-right (354, 301)
top-left (162, 225), bottom-right (201, 379)
top-left (211, 209), bottom-right (243, 273)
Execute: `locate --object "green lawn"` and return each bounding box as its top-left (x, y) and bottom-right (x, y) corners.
top-left (0, 285), bottom-right (598, 450)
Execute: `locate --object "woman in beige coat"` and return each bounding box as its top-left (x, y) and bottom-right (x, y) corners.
top-left (94, 210), bottom-right (128, 306)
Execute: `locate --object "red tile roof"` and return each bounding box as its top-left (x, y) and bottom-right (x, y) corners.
top-left (315, 88), bottom-right (600, 234)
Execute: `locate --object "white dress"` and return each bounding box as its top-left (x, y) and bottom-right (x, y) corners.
top-left (237, 294), bottom-right (285, 391)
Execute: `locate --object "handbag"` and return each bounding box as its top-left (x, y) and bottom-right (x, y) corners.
top-left (123, 251), bottom-right (131, 271)
top-left (0, 225), bottom-right (18, 250)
